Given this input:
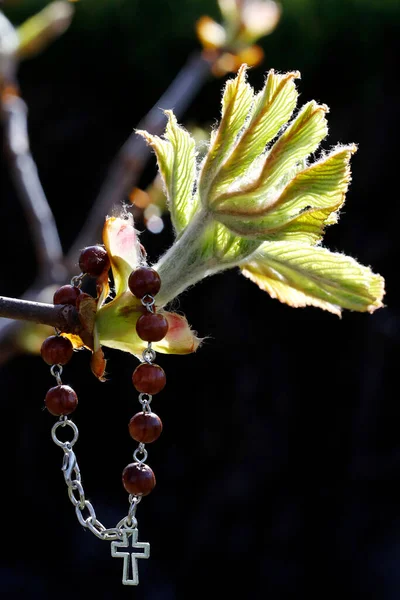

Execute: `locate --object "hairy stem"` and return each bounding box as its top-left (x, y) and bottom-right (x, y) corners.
top-left (154, 210), bottom-right (216, 306)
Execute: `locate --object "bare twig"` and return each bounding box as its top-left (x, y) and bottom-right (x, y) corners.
top-left (0, 283), bottom-right (60, 362)
top-left (1, 93), bottom-right (66, 282)
top-left (66, 51), bottom-right (217, 270)
top-left (0, 295), bottom-right (81, 333)
top-left (0, 11), bottom-right (69, 359)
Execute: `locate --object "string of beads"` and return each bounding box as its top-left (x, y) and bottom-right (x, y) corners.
top-left (39, 246), bottom-right (167, 585)
top-left (123, 266), bottom-right (169, 496)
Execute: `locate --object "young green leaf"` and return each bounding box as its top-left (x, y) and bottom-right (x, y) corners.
top-left (241, 241), bottom-right (385, 315)
top-left (198, 64), bottom-right (254, 203)
top-left (138, 67), bottom-right (385, 315)
top-left (211, 221), bottom-right (259, 263)
top-left (212, 69), bottom-right (299, 196)
top-left (213, 100), bottom-right (329, 212)
top-left (261, 206), bottom-right (338, 245)
top-left (213, 146), bottom-right (355, 239)
top-left (137, 111), bottom-right (197, 234)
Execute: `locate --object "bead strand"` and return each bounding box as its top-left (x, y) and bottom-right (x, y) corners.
top-left (41, 276), bottom-right (83, 416)
top-left (41, 245), bottom-right (109, 417)
top-left (122, 267), bottom-right (168, 497)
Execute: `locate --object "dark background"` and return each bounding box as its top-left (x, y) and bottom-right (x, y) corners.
top-left (1, 0), bottom-right (399, 598)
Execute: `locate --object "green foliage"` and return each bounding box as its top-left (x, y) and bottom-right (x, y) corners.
top-left (137, 112), bottom-right (198, 235)
top-left (213, 70), bottom-right (299, 194)
top-left (199, 65), bottom-right (254, 204)
top-left (214, 146), bottom-right (355, 242)
top-left (241, 242), bottom-right (384, 315)
top-left (149, 66), bottom-right (384, 315)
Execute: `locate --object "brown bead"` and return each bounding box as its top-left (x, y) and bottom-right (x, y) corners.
top-left (122, 462), bottom-right (156, 496)
top-left (128, 267), bottom-right (161, 298)
top-left (45, 385), bottom-right (78, 416)
top-left (53, 285), bottom-right (81, 306)
top-left (129, 412), bottom-right (163, 443)
top-left (132, 363), bottom-right (166, 394)
top-left (41, 335), bottom-right (74, 365)
top-left (136, 313), bottom-right (169, 342)
top-left (78, 245), bottom-right (110, 278)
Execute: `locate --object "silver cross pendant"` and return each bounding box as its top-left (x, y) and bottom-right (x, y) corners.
top-left (111, 528), bottom-right (150, 586)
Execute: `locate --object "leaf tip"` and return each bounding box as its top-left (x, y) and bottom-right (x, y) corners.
top-left (237, 62), bottom-right (248, 78)
top-left (277, 69), bottom-right (301, 81)
top-left (163, 108), bottom-right (176, 122)
top-left (320, 103), bottom-right (330, 114)
top-left (349, 143), bottom-right (358, 155)
top-left (135, 129), bottom-right (154, 144)
top-left (367, 273), bottom-right (386, 314)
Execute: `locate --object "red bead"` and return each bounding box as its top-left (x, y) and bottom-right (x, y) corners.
top-left (132, 363), bottom-right (166, 394)
top-left (78, 245), bottom-right (110, 278)
top-left (122, 462), bottom-right (156, 496)
top-left (53, 285), bottom-right (81, 306)
top-left (129, 412), bottom-right (163, 443)
top-left (41, 335), bottom-right (74, 365)
top-left (128, 267), bottom-right (161, 298)
top-left (45, 385), bottom-right (78, 416)
top-left (136, 313), bottom-right (169, 342)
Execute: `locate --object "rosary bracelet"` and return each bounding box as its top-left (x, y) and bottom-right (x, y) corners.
top-left (41, 245), bottom-right (168, 586)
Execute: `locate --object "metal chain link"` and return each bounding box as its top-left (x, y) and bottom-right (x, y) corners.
top-left (133, 442), bottom-right (148, 463)
top-left (51, 416), bottom-right (140, 541)
top-left (138, 392), bottom-right (152, 414)
top-left (50, 364), bottom-right (63, 385)
top-left (142, 345), bottom-right (156, 364)
top-left (141, 295), bottom-right (155, 312)
top-left (70, 273), bottom-right (85, 288)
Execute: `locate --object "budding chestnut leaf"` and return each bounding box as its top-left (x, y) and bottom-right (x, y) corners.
top-left (82, 65), bottom-right (385, 369)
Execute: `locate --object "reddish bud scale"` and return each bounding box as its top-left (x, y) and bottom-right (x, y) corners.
top-left (41, 335), bottom-right (74, 365)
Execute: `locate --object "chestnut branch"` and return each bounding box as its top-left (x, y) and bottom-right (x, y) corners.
top-left (0, 296), bottom-right (82, 334)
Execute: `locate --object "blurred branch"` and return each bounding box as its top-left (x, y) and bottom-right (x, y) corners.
top-left (1, 2), bottom-right (75, 283)
top-left (0, 10), bottom-right (18, 83)
top-left (0, 8), bottom-right (72, 359)
top-left (1, 93), bottom-right (66, 281)
top-left (0, 295), bottom-right (81, 333)
top-left (66, 50), bottom-right (218, 270)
